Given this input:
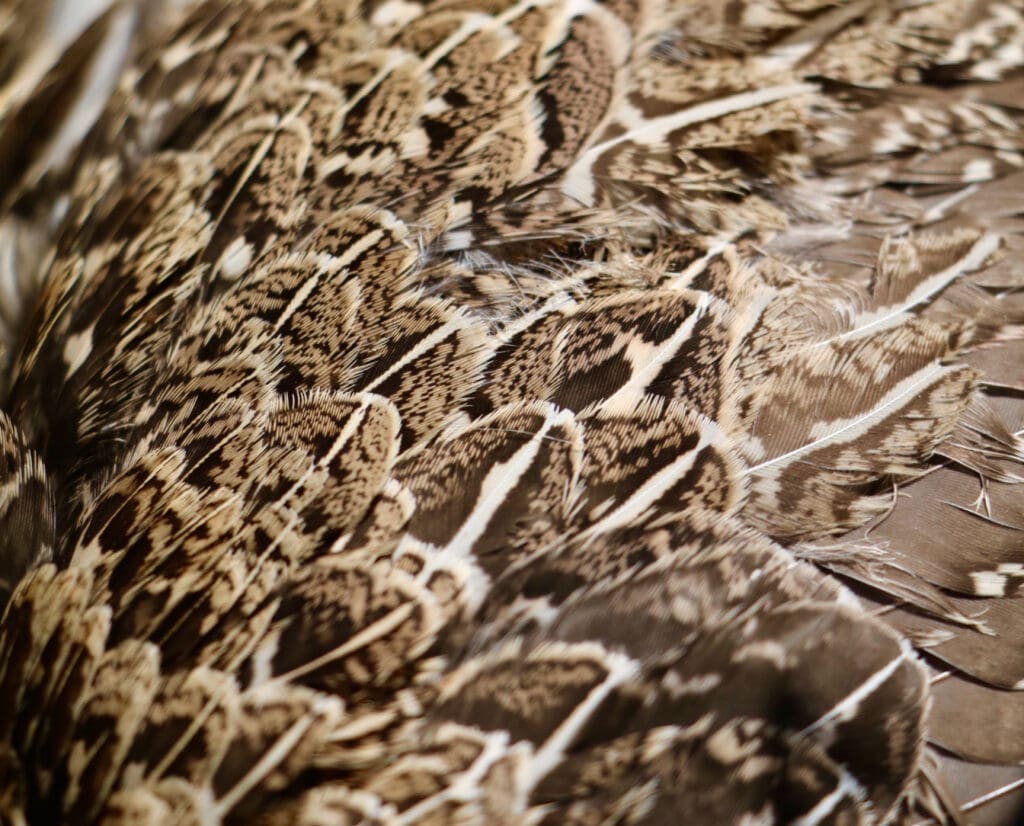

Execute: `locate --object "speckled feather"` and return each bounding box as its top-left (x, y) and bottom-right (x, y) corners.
top-left (0, 0), bottom-right (1023, 824)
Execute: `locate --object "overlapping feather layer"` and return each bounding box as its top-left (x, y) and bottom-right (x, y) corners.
top-left (0, 0), bottom-right (1022, 824)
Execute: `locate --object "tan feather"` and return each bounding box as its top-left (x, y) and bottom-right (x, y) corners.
top-left (1, 0), bottom-right (1023, 824)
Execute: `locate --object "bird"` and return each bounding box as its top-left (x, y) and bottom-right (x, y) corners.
top-left (0, 0), bottom-right (1022, 823)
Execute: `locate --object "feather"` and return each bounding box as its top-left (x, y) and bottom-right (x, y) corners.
top-left (929, 672), bottom-right (1024, 765)
top-left (1, 0), bottom-right (1024, 824)
top-left (0, 411), bottom-right (53, 605)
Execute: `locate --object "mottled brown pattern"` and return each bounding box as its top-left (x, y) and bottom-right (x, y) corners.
top-left (0, 0), bottom-right (1023, 824)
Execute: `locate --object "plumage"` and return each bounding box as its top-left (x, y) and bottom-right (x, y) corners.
top-left (0, 0), bottom-right (1022, 823)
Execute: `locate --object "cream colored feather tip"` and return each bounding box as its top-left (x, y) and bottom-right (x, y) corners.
top-left (0, 0), bottom-right (1022, 824)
